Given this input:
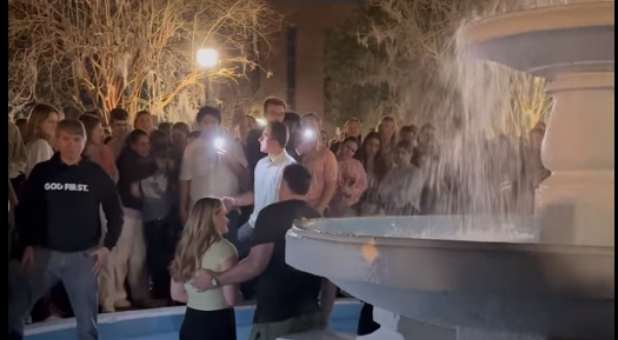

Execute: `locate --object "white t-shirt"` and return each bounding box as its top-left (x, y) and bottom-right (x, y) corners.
top-left (180, 133), bottom-right (247, 206)
top-left (248, 150), bottom-right (296, 227)
top-left (25, 138), bottom-right (54, 177)
top-left (185, 238), bottom-right (238, 311)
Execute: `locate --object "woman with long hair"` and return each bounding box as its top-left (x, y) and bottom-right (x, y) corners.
top-left (356, 132), bottom-right (389, 217)
top-left (23, 104), bottom-right (60, 177)
top-left (79, 113), bottom-right (118, 181)
top-left (376, 115), bottom-right (398, 169)
top-left (21, 104), bottom-right (65, 322)
top-left (170, 197), bottom-right (239, 340)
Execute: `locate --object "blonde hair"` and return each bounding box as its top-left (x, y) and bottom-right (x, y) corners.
top-left (24, 104), bottom-right (59, 144)
top-left (170, 197), bottom-right (223, 282)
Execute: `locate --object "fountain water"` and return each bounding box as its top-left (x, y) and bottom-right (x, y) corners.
top-left (285, 1), bottom-right (614, 339)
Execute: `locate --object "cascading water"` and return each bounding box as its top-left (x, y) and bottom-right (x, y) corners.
top-left (379, 1), bottom-right (571, 241)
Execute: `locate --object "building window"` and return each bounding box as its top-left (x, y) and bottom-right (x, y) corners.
top-left (286, 26), bottom-right (297, 110)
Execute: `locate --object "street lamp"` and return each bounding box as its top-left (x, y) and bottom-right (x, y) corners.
top-left (196, 48), bottom-right (219, 68)
top-left (196, 48), bottom-right (219, 104)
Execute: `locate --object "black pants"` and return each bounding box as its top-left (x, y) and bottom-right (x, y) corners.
top-left (144, 219), bottom-right (175, 300)
top-left (357, 303), bottom-right (380, 335)
top-left (180, 307), bottom-right (236, 340)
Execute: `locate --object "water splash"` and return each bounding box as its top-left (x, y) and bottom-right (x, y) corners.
top-left (412, 4), bottom-right (556, 222)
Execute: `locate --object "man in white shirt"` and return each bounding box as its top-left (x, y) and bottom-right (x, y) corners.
top-left (179, 106), bottom-right (248, 225)
top-left (223, 121), bottom-right (295, 256)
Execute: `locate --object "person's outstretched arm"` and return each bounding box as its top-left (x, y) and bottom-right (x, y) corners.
top-left (222, 191), bottom-right (254, 210)
top-left (220, 255), bottom-right (240, 306)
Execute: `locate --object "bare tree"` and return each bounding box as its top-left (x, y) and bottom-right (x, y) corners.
top-left (9, 0), bottom-right (282, 122)
top-left (325, 0), bottom-right (554, 134)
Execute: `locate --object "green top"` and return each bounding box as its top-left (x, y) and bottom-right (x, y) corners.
top-left (185, 238), bottom-right (238, 311)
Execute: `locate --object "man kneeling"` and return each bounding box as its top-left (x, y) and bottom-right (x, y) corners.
top-left (191, 163), bottom-right (336, 340)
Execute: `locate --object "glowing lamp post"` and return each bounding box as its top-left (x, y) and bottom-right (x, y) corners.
top-left (196, 48), bottom-right (219, 69)
top-left (196, 48), bottom-right (219, 103)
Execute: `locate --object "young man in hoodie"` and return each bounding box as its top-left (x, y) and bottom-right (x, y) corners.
top-left (9, 119), bottom-right (124, 340)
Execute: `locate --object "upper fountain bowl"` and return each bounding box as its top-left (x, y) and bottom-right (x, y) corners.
top-left (461, 1), bottom-right (614, 77)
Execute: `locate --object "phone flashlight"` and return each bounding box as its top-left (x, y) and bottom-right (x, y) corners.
top-left (214, 137), bottom-right (226, 152)
top-left (303, 128), bottom-right (316, 141)
top-left (256, 118), bottom-right (267, 127)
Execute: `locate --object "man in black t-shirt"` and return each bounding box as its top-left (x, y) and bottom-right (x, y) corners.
top-left (191, 164), bottom-right (337, 340)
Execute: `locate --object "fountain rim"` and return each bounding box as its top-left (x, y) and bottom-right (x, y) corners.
top-left (461, 1), bottom-right (614, 46)
top-left (289, 217), bottom-right (613, 255)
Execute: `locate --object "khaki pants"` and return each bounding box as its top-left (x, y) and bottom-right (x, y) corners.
top-left (100, 208), bottom-right (149, 307)
top-left (249, 312), bottom-right (324, 340)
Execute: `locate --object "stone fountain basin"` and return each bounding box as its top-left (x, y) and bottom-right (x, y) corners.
top-left (461, 1), bottom-right (614, 77)
top-left (285, 216), bottom-right (614, 338)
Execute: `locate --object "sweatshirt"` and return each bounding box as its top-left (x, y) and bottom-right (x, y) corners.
top-left (17, 153), bottom-right (124, 252)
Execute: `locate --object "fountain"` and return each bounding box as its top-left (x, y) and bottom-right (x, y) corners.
top-left (285, 1), bottom-right (614, 339)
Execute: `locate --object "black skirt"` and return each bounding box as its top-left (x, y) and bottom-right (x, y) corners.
top-left (180, 307), bottom-right (236, 340)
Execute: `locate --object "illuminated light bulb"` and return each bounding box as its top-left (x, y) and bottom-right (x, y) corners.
top-left (196, 48), bottom-right (219, 68)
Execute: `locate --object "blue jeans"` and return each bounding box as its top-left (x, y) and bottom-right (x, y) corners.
top-left (9, 248), bottom-right (99, 340)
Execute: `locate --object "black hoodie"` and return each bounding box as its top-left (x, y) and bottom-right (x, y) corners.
top-left (17, 153), bottom-right (123, 252)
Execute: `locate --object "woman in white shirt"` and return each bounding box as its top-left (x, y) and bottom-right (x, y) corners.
top-left (170, 197), bottom-right (239, 340)
top-left (23, 104), bottom-right (60, 177)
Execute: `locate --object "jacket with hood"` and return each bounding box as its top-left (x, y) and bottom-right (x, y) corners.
top-left (17, 153), bottom-right (124, 252)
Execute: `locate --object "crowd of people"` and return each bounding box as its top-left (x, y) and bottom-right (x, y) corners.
top-left (7, 97), bottom-right (550, 340)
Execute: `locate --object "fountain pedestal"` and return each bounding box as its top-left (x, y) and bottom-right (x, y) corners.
top-left (538, 72), bottom-right (614, 247)
top-left (463, 1), bottom-right (615, 246)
